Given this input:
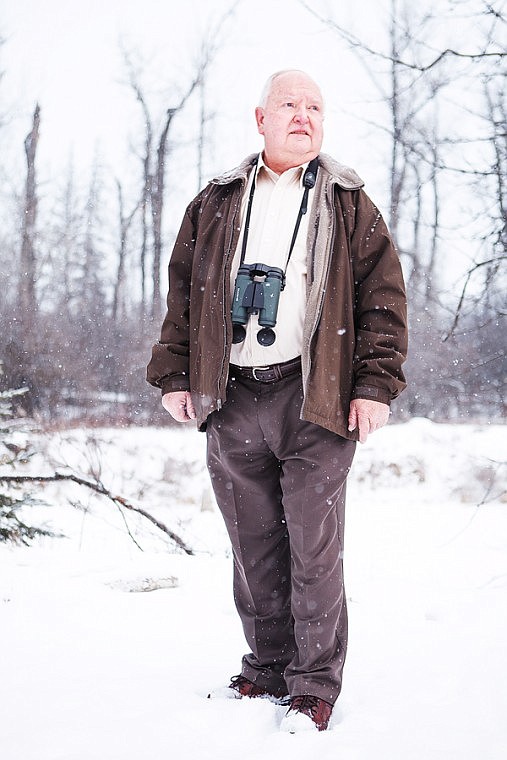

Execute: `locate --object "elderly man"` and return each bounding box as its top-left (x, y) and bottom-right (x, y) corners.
top-left (147, 70), bottom-right (407, 732)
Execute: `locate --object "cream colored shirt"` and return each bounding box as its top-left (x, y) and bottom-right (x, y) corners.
top-left (229, 154), bottom-right (314, 367)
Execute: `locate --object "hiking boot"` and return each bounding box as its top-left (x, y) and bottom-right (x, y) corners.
top-left (280, 695), bottom-right (333, 732)
top-left (207, 675), bottom-right (289, 704)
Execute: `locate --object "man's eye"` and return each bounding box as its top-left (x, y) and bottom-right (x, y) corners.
top-left (310, 105), bottom-right (321, 112)
top-left (284, 102), bottom-right (295, 108)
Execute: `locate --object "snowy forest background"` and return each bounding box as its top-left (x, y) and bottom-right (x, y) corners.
top-left (0, 3), bottom-right (506, 757)
top-left (0, 0), bottom-right (505, 428)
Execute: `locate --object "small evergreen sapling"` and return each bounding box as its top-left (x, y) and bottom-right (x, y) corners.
top-left (0, 374), bottom-right (52, 544)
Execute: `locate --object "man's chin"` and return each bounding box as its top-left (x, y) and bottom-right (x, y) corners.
top-left (287, 142), bottom-right (319, 160)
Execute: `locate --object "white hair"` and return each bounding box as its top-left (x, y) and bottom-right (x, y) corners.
top-left (258, 70), bottom-right (324, 109)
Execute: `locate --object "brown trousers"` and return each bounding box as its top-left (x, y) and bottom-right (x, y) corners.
top-left (206, 368), bottom-right (356, 705)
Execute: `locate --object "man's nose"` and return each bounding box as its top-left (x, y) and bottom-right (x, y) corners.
top-left (293, 103), bottom-right (310, 122)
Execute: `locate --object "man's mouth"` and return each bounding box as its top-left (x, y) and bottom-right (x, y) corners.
top-left (290, 129), bottom-right (310, 136)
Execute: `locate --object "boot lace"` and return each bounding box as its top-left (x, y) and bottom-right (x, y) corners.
top-left (291, 694), bottom-right (322, 717)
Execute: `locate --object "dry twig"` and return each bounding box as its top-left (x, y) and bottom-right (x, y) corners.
top-left (0, 472), bottom-right (194, 555)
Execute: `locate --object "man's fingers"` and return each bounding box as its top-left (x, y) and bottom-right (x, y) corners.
top-left (357, 411), bottom-right (370, 443)
top-left (185, 393), bottom-right (196, 420)
top-left (348, 399), bottom-right (390, 443)
top-left (348, 406), bottom-right (358, 432)
top-left (348, 403), bottom-right (370, 442)
top-left (162, 391), bottom-right (195, 422)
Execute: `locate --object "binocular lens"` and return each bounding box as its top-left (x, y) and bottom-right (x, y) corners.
top-left (232, 324), bottom-right (276, 346)
top-left (232, 324), bottom-right (247, 344)
top-left (257, 327), bottom-right (276, 346)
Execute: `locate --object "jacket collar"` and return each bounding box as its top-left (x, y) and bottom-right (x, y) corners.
top-left (211, 152), bottom-right (363, 190)
top-left (211, 154), bottom-right (258, 185)
top-left (317, 153), bottom-right (364, 190)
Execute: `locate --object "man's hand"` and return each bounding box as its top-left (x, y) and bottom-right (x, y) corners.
top-left (162, 391), bottom-right (196, 423)
top-left (348, 398), bottom-right (390, 443)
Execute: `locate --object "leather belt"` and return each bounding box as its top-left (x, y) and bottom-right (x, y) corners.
top-left (230, 357), bottom-right (302, 383)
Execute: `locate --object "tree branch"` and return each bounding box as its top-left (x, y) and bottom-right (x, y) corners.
top-left (442, 256), bottom-right (507, 340)
top-left (0, 472), bottom-right (194, 555)
top-left (299, 1), bottom-right (506, 71)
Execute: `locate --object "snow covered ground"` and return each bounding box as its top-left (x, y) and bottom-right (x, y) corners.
top-left (1, 418), bottom-right (506, 760)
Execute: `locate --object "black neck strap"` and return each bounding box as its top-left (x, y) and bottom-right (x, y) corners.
top-left (239, 155), bottom-right (319, 275)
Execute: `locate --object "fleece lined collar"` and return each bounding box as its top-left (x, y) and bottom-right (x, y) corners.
top-left (212, 152), bottom-right (364, 191)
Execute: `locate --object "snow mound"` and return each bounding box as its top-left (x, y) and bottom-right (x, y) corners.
top-left (106, 575), bottom-right (179, 593)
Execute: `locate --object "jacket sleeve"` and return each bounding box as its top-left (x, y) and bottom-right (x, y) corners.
top-left (146, 202), bottom-right (197, 395)
top-left (350, 190), bottom-right (408, 405)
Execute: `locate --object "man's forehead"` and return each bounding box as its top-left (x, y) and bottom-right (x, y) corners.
top-left (269, 76), bottom-right (323, 103)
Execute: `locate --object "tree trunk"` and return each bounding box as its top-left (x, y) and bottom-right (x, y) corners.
top-left (19, 103), bottom-right (40, 331)
top-left (150, 109), bottom-right (176, 320)
top-left (113, 180), bottom-right (138, 323)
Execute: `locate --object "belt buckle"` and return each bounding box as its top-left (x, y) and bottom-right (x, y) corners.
top-left (252, 366), bottom-right (270, 381)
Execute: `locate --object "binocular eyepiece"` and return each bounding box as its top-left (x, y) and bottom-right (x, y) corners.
top-left (231, 262), bottom-right (285, 346)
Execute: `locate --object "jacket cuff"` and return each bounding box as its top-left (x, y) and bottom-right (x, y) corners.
top-left (352, 385), bottom-right (392, 406)
top-left (160, 375), bottom-right (191, 396)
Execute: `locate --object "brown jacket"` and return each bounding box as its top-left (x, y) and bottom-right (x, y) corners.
top-left (147, 153), bottom-right (408, 441)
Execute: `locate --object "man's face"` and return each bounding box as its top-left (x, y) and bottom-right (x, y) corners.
top-left (255, 72), bottom-right (324, 174)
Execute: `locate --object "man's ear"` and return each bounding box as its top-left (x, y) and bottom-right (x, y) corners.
top-left (255, 107), bottom-right (265, 135)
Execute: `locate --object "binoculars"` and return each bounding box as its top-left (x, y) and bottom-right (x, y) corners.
top-left (231, 262), bottom-right (285, 346)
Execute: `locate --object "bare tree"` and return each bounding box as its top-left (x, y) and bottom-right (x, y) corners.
top-left (150, 77), bottom-right (205, 320)
top-left (444, 71), bottom-right (506, 337)
top-left (40, 163), bottom-right (84, 318)
top-left (123, 58), bottom-right (153, 317)
top-left (196, 75), bottom-right (216, 193)
top-left (0, 33), bottom-right (6, 132)
top-left (77, 165), bottom-right (106, 320)
top-left (124, 55), bottom-right (203, 319)
top-left (18, 103), bottom-right (40, 331)
top-left (112, 180), bottom-right (139, 323)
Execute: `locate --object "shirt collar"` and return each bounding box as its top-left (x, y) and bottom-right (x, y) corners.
top-left (256, 153), bottom-right (309, 188)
